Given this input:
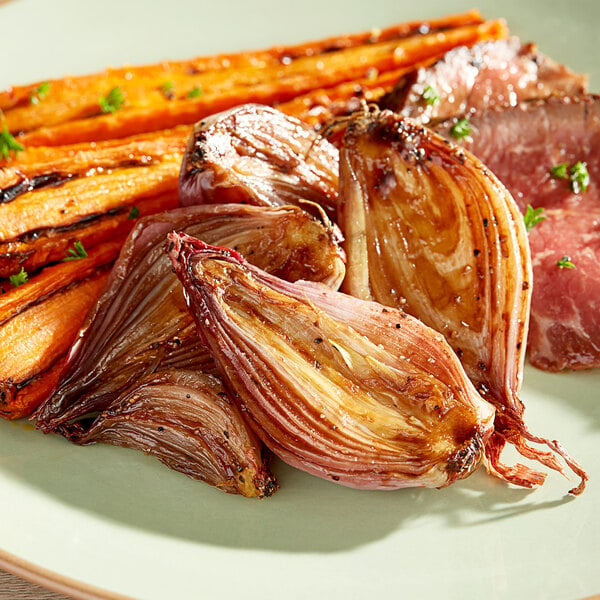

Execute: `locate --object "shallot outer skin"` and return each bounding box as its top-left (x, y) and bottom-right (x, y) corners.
top-left (75, 369), bottom-right (278, 498)
top-left (168, 233), bottom-right (496, 490)
top-left (338, 109), bottom-right (587, 494)
top-left (36, 203), bottom-right (345, 434)
top-left (179, 103), bottom-right (340, 219)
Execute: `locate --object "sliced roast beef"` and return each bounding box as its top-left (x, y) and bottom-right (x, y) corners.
top-left (433, 95), bottom-right (600, 371)
top-left (381, 38), bottom-right (587, 124)
top-left (435, 95), bottom-right (600, 213)
top-left (527, 208), bottom-right (600, 371)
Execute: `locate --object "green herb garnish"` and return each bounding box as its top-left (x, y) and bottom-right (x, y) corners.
top-left (99, 87), bottom-right (125, 114)
top-left (160, 81), bottom-right (175, 99)
top-left (30, 81), bottom-right (51, 105)
top-left (63, 240), bottom-right (88, 261)
top-left (550, 161), bottom-right (590, 194)
top-left (569, 161), bottom-right (589, 194)
top-left (557, 255), bottom-right (575, 269)
top-left (187, 86), bottom-right (204, 99)
top-left (422, 85), bottom-right (440, 106)
top-left (523, 205), bottom-right (546, 233)
top-left (549, 162), bottom-right (569, 179)
top-left (449, 117), bottom-right (471, 140)
top-left (0, 119), bottom-right (24, 161)
top-left (9, 267), bottom-right (28, 287)
top-left (128, 205), bottom-right (140, 219)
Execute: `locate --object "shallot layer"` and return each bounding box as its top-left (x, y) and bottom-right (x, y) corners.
top-left (179, 104), bottom-right (340, 218)
top-left (337, 108), bottom-right (587, 494)
top-left (74, 369), bottom-right (277, 497)
top-left (168, 233), bottom-right (495, 490)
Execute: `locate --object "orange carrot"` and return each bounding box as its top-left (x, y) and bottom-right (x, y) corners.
top-left (10, 20), bottom-right (506, 146)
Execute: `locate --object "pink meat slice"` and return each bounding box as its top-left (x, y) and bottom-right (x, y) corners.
top-left (381, 37), bottom-right (587, 124)
top-left (527, 208), bottom-right (600, 371)
top-left (433, 96), bottom-right (600, 371)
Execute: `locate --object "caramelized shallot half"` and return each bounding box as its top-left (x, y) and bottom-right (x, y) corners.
top-left (36, 204), bottom-right (344, 437)
top-left (73, 369), bottom-right (277, 497)
top-left (168, 234), bottom-right (495, 490)
top-left (338, 109), bottom-right (587, 494)
top-left (179, 104), bottom-right (339, 218)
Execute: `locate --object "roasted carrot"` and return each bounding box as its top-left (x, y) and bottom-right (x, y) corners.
top-left (0, 126), bottom-right (189, 190)
top-left (0, 10), bottom-right (484, 114)
top-left (9, 20), bottom-right (506, 146)
top-left (0, 193), bottom-right (178, 277)
top-left (0, 160), bottom-right (180, 241)
top-left (0, 241), bottom-right (120, 420)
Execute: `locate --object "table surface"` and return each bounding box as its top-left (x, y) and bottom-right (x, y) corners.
top-left (0, 568), bottom-right (74, 600)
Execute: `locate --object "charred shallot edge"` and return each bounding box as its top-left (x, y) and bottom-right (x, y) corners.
top-left (167, 234), bottom-right (495, 490)
top-left (179, 104), bottom-right (340, 219)
top-left (337, 108), bottom-right (587, 494)
top-left (71, 369), bottom-right (278, 498)
top-left (35, 204), bottom-right (345, 434)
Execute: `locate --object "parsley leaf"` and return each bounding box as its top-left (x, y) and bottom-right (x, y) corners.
top-left (557, 256), bottom-right (575, 269)
top-left (187, 86), bottom-right (204, 99)
top-left (99, 87), bottom-right (125, 114)
top-left (30, 81), bottom-right (51, 105)
top-left (0, 119), bottom-right (24, 161)
top-left (570, 161), bottom-right (589, 194)
top-left (63, 240), bottom-right (88, 261)
top-left (523, 205), bottom-right (546, 233)
top-left (9, 267), bottom-right (28, 287)
top-left (160, 81), bottom-right (175, 99)
top-left (549, 162), bottom-right (569, 179)
top-left (422, 85), bottom-right (440, 106)
top-left (550, 161), bottom-right (590, 194)
top-left (128, 205), bottom-right (140, 219)
top-left (449, 117), bottom-right (471, 140)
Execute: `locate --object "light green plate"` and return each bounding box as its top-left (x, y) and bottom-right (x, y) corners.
top-left (1, 1), bottom-right (599, 598)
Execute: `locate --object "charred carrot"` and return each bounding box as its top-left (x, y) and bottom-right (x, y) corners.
top-left (0, 159), bottom-right (180, 241)
top-left (0, 10), bottom-right (484, 114)
top-left (0, 193), bottom-right (178, 277)
top-left (0, 241), bottom-right (120, 419)
top-left (9, 20), bottom-right (506, 146)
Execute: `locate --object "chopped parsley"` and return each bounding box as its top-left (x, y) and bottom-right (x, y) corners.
top-left (0, 119), bottom-right (24, 161)
top-left (9, 267), bottom-right (28, 287)
top-left (569, 161), bottom-right (589, 194)
top-left (99, 87), bottom-right (125, 114)
top-left (63, 240), bottom-right (88, 261)
top-left (557, 256), bottom-right (575, 269)
top-left (421, 85), bottom-right (440, 106)
top-left (160, 81), bottom-right (175, 99)
top-left (550, 162), bottom-right (569, 179)
top-left (523, 205), bottom-right (546, 233)
top-left (449, 117), bottom-right (471, 140)
top-left (187, 86), bottom-right (204, 99)
top-left (128, 205), bottom-right (140, 219)
top-left (550, 161), bottom-right (590, 194)
top-left (30, 81), bottom-right (51, 105)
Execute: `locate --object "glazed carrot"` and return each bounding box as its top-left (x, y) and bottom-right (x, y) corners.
top-left (0, 126), bottom-right (189, 190)
top-left (0, 193), bottom-right (178, 277)
top-left (0, 160), bottom-right (181, 241)
top-left (0, 10), bottom-right (484, 113)
top-left (0, 240), bottom-right (118, 420)
top-left (11, 20), bottom-right (507, 146)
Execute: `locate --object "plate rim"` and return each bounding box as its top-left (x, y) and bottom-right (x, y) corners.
top-left (0, 549), bottom-right (131, 600)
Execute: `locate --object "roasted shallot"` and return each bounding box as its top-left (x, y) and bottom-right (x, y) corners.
top-left (337, 108), bottom-right (587, 494)
top-left (168, 234), bottom-right (495, 490)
